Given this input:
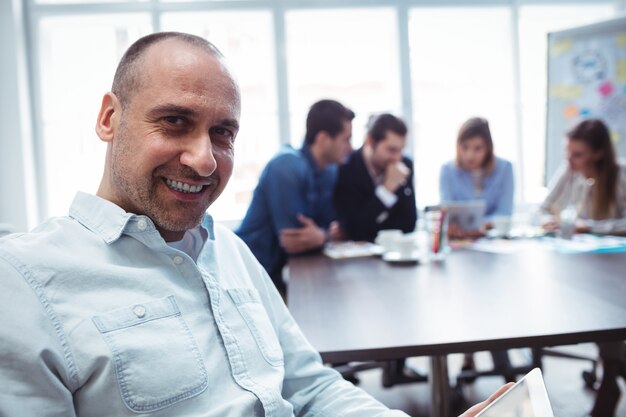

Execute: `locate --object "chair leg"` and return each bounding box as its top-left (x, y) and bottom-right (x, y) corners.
top-left (491, 350), bottom-right (516, 382)
top-left (590, 358), bottom-right (622, 417)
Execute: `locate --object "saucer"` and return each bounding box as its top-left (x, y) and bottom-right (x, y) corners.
top-left (382, 250), bottom-right (420, 264)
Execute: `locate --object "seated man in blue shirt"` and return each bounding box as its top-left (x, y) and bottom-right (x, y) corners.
top-left (0, 32), bottom-right (508, 417)
top-left (334, 113), bottom-right (417, 242)
top-left (237, 99), bottom-right (354, 294)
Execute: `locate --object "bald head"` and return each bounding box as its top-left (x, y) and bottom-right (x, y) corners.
top-left (112, 32), bottom-right (224, 109)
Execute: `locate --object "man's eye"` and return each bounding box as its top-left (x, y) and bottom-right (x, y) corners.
top-left (163, 116), bottom-right (186, 126)
top-left (212, 127), bottom-right (233, 137)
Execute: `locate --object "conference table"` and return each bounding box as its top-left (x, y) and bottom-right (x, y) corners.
top-left (287, 241), bottom-right (626, 417)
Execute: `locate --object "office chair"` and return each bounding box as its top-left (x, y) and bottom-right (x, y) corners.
top-left (331, 358), bottom-right (428, 387)
top-left (455, 347), bottom-right (598, 389)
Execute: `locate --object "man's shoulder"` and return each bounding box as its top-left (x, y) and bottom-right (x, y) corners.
top-left (0, 216), bottom-right (86, 284)
top-left (401, 154), bottom-right (414, 168)
top-left (0, 216), bottom-right (78, 253)
top-left (340, 149), bottom-right (365, 171)
top-left (264, 146), bottom-right (308, 174)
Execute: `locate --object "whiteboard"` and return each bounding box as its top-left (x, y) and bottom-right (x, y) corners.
top-left (545, 15), bottom-right (626, 184)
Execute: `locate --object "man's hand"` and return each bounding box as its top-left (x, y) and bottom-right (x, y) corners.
top-left (327, 221), bottom-right (346, 242)
top-left (459, 383), bottom-right (514, 417)
top-left (279, 214), bottom-right (326, 254)
top-left (383, 161), bottom-right (410, 193)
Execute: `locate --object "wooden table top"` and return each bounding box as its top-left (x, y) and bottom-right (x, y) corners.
top-left (287, 246), bottom-right (626, 363)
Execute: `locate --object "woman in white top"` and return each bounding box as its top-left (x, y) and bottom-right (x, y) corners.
top-left (542, 118), bottom-right (626, 235)
top-left (542, 119), bottom-right (626, 417)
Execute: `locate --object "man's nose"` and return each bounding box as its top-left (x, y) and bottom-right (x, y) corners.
top-left (180, 133), bottom-right (217, 178)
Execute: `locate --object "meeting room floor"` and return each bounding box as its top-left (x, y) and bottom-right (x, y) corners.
top-left (351, 343), bottom-right (626, 417)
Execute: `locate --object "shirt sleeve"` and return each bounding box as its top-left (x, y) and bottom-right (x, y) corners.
top-left (246, 255), bottom-right (407, 417)
top-left (375, 185), bottom-right (399, 209)
top-left (492, 161), bottom-right (514, 216)
top-left (540, 164), bottom-right (571, 215)
top-left (0, 255), bottom-right (77, 417)
top-left (439, 163), bottom-right (453, 202)
top-left (264, 157), bottom-right (309, 234)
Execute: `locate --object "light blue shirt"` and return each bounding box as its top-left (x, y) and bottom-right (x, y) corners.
top-left (0, 192), bottom-right (405, 417)
top-left (439, 157), bottom-right (514, 219)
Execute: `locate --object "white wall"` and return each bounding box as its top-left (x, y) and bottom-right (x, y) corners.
top-left (0, 0), bottom-right (37, 233)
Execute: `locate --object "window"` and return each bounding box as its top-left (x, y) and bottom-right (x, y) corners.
top-left (38, 14), bottom-right (152, 217)
top-left (20, 0), bottom-right (619, 228)
top-left (285, 8), bottom-right (401, 149)
top-left (517, 4), bottom-right (616, 202)
top-left (409, 7), bottom-right (517, 207)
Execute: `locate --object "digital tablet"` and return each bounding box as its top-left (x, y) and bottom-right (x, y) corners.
top-left (476, 368), bottom-right (554, 417)
top-left (443, 200), bottom-right (487, 231)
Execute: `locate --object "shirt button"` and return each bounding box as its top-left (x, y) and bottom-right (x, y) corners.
top-left (173, 256), bottom-right (184, 265)
top-left (133, 305), bottom-right (146, 318)
top-left (137, 219), bottom-right (148, 231)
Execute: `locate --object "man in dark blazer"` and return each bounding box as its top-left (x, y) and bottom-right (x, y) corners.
top-left (333, 113), bottom-right (421, 385)
top-left (334, 113), bottom-right (417, 242)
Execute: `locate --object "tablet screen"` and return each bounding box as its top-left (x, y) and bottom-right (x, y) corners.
top-left (444, 200), bottom-right (487, 231)
top-left (476, 368), bottom-right (554, 417)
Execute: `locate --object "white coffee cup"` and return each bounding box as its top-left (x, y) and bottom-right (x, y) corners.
top-left (491, 215), bottom-right (512, 237)
top-left (392, 234), bottom-right (418, 258)
top-left (375, 229), bottom-right (403, 252)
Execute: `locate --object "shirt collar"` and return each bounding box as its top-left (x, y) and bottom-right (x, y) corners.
top-left (68, 191), bottom-right (215, 244)
top-left (300, 145), bottom-right (324, 174)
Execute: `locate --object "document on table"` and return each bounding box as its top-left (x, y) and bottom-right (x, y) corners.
top-left (323, 241), bottom-right (382, 259)
top-left (539, 234), bottom-right (626, 254)
top-left (469, 234), bottom-right (626, 254)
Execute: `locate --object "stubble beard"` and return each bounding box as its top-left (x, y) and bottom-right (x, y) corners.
top-left (110, 123), bottom-right (218, 234)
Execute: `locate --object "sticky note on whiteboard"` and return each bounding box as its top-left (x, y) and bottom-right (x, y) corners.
top-left (551, 39), bottom-right (572, 55)
top-left (617, 59), bottom-right (626, 83)
top-left (550, 85), bottom-right (583, 100)
top-left (564, 104), bottom-right (579, 119)
top-left (598, 81), bottom-right (614, 96)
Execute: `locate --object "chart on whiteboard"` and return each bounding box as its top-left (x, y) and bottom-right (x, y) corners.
top-left (545, 17), bottom-right (626, 183)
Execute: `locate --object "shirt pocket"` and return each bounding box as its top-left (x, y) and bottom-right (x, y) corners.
top-left (227, 288), bottom-right (284, 367)
top-left (92, 295), bottom-right (208, 413)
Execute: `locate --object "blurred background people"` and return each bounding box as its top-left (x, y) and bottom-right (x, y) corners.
top-left (237, 99), bottom-right (354, 296)
top-left (439, 117), bottom-right (514, 239)
top-left (439, 117), bottom-right (515, 379)
top-left (334, 113), bottom-right (417, 242)
top-left (540, 118), bottom-right (626, 235)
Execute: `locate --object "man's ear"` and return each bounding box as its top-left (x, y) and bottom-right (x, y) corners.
top-left (95, 92), bottom-right (120, 143)
top-left (314, 130), bottom-right (331, 146)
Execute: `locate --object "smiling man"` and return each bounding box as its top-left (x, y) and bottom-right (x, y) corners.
top-left (0, 32), bottom-right (506, 416)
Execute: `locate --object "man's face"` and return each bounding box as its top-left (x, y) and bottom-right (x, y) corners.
top-left (326, 120), bottom-right (353, 164)
top-left (369, 131), bottom-right (406, 173)
top-left (99, 39), bottom-right (241, 241)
